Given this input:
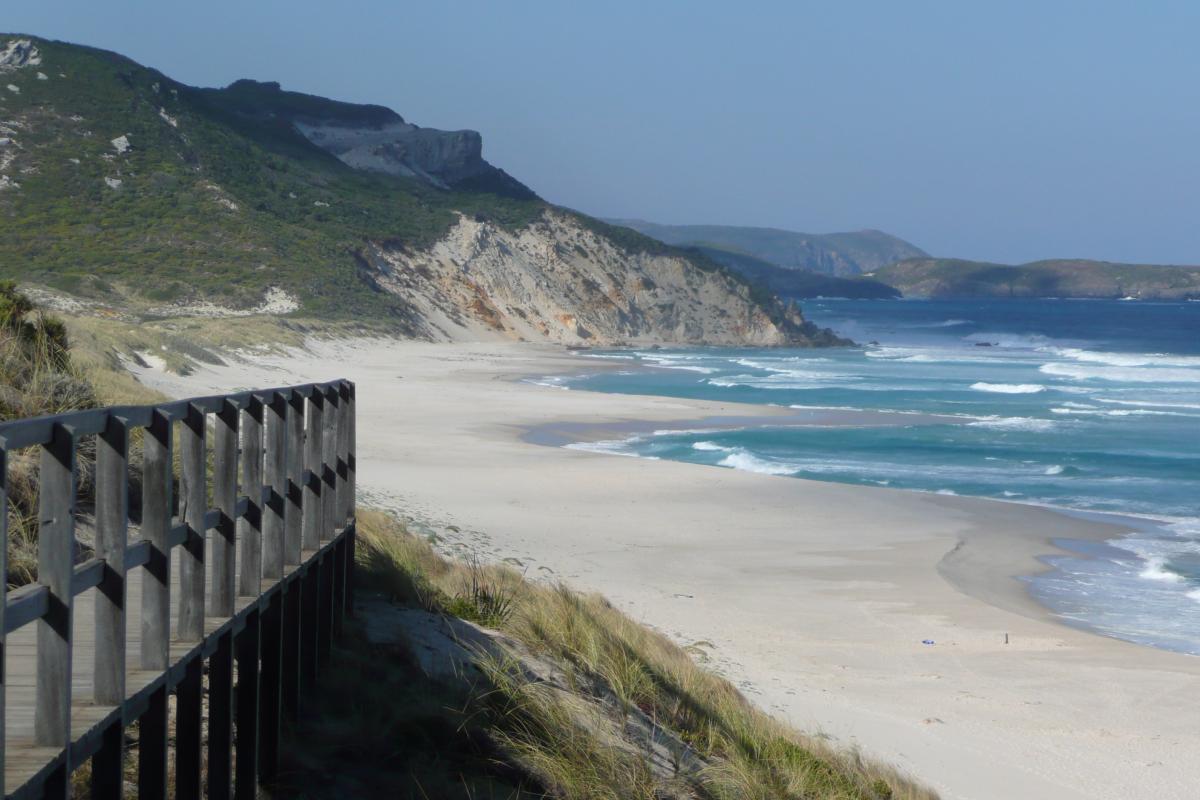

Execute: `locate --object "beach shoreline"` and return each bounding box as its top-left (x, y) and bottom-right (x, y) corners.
top-left (130, 338), bottom-right (1200, 800)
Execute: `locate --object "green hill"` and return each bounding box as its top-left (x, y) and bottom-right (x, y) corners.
top-left (872, 258), bottom-right (1200, 300)
top-left (0, 35), bottom-right (546, 317)
top-left (684, 245), bottom-right (900, 299)
top-left (606, 219), bottom-right (927, 276)
top-left (0, 35), bottom-right (842, 347)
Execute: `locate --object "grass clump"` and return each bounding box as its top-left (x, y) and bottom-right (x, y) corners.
top-left (444, 556), bottom-right (520, 628)
top-left (353, 509), bottom-right (937, 800)
top-left (0, 283), bottom-right (101, 584)
top-left (0, 280), bottom-right (97, 419)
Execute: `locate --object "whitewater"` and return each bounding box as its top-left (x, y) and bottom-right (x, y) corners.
top-left (539, 298), bottom-right (1200, 655)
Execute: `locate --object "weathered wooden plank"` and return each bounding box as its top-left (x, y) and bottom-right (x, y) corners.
top-left (140, 410), bottom-right (172, 672)
top-left (321, 387), bottom-right (339, 542)
top-left (281, 580), bottom-right (301, 719)
top-left (179, 403), bottom-right (207, 642)
top-left (301, 393), bottom-right (323, 552)
top-left (300, 562), bottom-right (319, 695)
top-left (258, 591), bottom-right (283, 787)
top-left (36, 423), bottom-right (74, 756)
top-left (317, 550), bottom-right (333, 668)
top-left (89, 721), bottom-right (123, 800)
top-left (285, 392), bottom-right (304, 566)
top-left (234, 612), bottom-right (260, 800)
top-left (0, 447), bottom-right (7, 799)
top-left (239, 399), bottom-right (264, 597)
top-left (263, 392), bottom-right (287, 581)
top-left (174, 655), bottom-right (203, 800)
top-left (336, 382), bottom-right (351, 525)
top-left (347, 382), bottom-right (356, 519)
top-left (137, 686), bottom-right (168, 799)
top-left (208, 631), bottom-right (233, 800)
top-left (94, 417), bottom-right (127, 707)
top-left (211, 401), bottom-right (238, 617)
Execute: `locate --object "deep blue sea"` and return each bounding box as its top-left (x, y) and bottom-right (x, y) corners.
top-left (533, 299), bottom-right (1200, 655)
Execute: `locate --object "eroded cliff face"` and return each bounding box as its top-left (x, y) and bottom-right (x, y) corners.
top-left (357, 210), bottom-right (841, 346)
top-left (295, 119), bottom-right (488, 188)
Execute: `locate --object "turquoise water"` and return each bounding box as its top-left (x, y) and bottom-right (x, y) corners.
top-left (535, 299), bottom-right (1200, 654)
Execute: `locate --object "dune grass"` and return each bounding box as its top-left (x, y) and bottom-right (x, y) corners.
top-left (352, 509), bottom-right (938, 800)
top-left (0, 282), bottom-right (102, 582)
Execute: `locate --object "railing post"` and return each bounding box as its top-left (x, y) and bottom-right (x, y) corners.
top-left (36, 423), bottom-right (74, 796)
top-left (175, 655), bottom-right (203, 800)
top-left (260, 394), bottom-right (286, 789)
top-left (281, 578), bottom-right (302, 718)
top-left (234, 612), bottom-right (260, 800)
top-left (208, 632), bottom-right (234, 800)
top-left (95, 416), bottom-right (128, 704)
top-left (90, 721), bottom-right (123, 800)
top-left (258, 590), bottom-right (284, 788)
top-left (284, 391), bottom-right (304, 566)
top-left (0, 447), bottom-right (7, 800)
top-left (301, 391), bottom-right (323, 553)
top-left (212, 400), bottom-right (238, 617)
top-left (321, 386), bottom-right (339, 542)
top-left (335, 382), bottom-right (350, 527)
top-left (263, 392), bottom-right (286, 581)
top-left (317, 550), bottom-right (333, 667)
top-left (137, 686), bottom-right (168, 799)
top-left (348, 382), bottom-right (356, 518)
top-left (179, 403), bottom-right (206, 642)
top-left (300, 562), bottom-right (319, 692)
top-left (239, 397), bottom-right (264, 597)
top-left (92, 416), bottom-right (127, 799)
top-left (140, 410), bottom-right (172, 672)
top-left (346, 383), bottom-right (356, 617)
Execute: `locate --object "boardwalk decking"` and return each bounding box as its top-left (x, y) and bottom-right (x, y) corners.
top-left (0, 380), bottom-right (355, 799)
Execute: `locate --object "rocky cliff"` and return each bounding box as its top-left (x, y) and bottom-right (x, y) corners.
top-left (360, 211), bottom-right (842, 346)
top-left (206, 78), bottom-right (538, 199)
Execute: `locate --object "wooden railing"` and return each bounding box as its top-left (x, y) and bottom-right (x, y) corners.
top-left (0, 379), bottom-right (356, 799)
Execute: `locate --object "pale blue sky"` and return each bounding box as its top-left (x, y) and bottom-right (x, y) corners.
top-left (8, 1), bottom-right (1200, 263)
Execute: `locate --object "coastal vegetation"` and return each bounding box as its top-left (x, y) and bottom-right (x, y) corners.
top-left (0, 282), bottom-right (99, 583)
top-left (681, 245), bottom-right (901, 300)
top-left (281, 508), bottom-right (938, 799)
top-left (871, 258), bottom-right (1200, 300)
top-left (0, 35), bottom-right (839, 347)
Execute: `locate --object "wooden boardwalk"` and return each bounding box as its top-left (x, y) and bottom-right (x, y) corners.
top-left (0, 380), bottom-right (356, 799)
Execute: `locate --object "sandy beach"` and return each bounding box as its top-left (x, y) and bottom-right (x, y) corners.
top-left (133, 339), bottom-right (1200, 800)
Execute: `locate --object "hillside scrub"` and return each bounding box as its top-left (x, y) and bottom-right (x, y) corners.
top-left (336, 509), bottom-right (938, 800)
top-left (0, 35), bottom-right (834, 347)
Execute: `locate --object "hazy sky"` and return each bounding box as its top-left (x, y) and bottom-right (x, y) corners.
top-left (9, 1), bottom-right (1200, 263)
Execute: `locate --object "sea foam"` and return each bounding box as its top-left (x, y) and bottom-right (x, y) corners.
top-left (717, 450), bottom-right (797, 476)
top-left (970, 382), bottom-right (1045, 394)
top-left (968, 416), bottom-right (1057, 432)
top-left (1139, 556), bottom-right (1185, 583)
top-left (1039, 362), bottom-right (1200, 383)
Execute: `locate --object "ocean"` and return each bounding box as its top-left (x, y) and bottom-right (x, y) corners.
top-left (533, 298), bottom-right (1200, 655)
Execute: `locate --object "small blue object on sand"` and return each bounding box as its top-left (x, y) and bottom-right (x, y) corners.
top-left (921, 639), bottom-right (935, 645)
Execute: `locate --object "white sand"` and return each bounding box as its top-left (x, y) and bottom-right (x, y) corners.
top-left (133, 339), bottom-right (1200, 800)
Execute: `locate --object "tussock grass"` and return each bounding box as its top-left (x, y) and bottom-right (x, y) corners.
top-left (355, 509), bottom-right (938, 800)
top-left (0, 282), bottom-right (101, 583)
